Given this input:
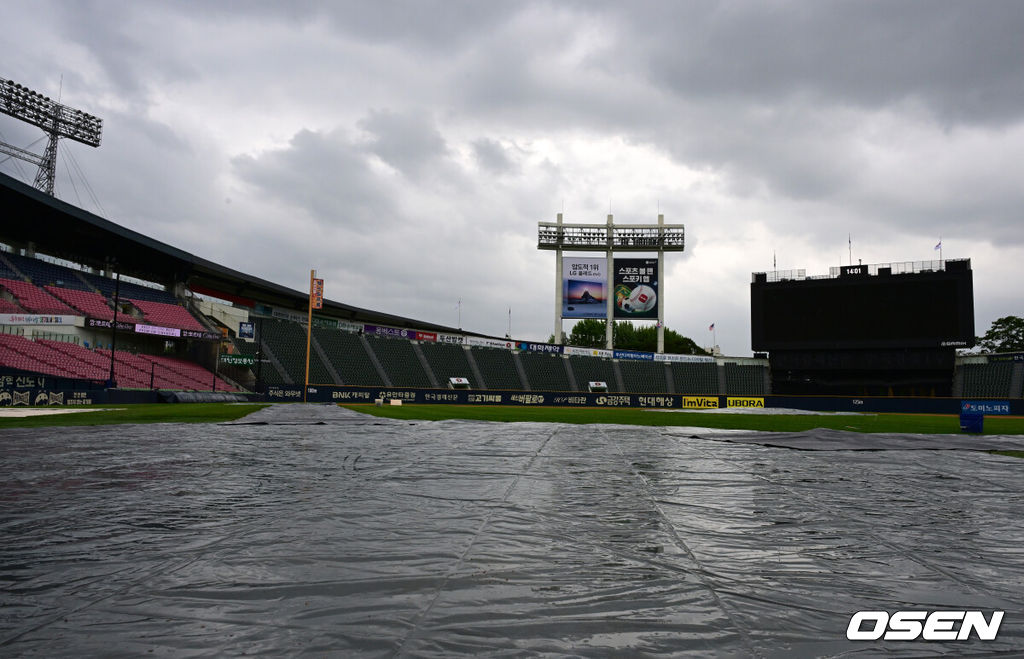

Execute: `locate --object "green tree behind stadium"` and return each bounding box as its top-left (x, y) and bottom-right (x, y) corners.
top-left (976, 315), bottom-right (1024, 353)
top-left (552, 319), bottom-right (709, 355)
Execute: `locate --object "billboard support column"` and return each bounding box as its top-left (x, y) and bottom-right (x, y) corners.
top-left (606, 213), bottom-right (614, 350)
top-left (657, 213), bottom-right (665, 354)
top-left (554, 212), bottom-right (563, 344)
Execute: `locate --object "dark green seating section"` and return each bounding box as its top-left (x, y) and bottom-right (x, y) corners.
top-left (365, 335), bottom-right (432, 388)
top-left (619, 359), bottom-right (670, 393)
top-left (518, 352), bottom-right (571, 392)
top-left (312, 328), bottom-right (384, 386)
top-left (472, 346), bottom-right (524, 390)
top-left (419, 342), bottom-right (477, 388)
top-left (568, 355), bottom-right (617, 392)
top-left (260, 319), bottom-right (332, 385)
top-left (671, 362), bottom-right (719, 395)
top-left (235, 339), bottom-right (285, 385)
top-left (724, 363), bottom-right (766, 395)
top-left (253, 319), bottom-right (772, 396)
top-left (960, 362), bottom-right (1013, 398)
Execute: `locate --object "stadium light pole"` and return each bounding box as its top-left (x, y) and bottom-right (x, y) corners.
top-left (107, 268), bottom-right (120, 388)
top-left (0, 77), bottom-right (103, 196)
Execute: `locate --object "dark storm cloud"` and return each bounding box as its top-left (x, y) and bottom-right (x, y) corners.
top-left (7, 0), bottom-right (1024, 351)
top-left (178, 0), bottom-right (519, 52)
top-left (358, 109), bottom-right (450, 180)
top-left (472, 138), bottom-right (518, 175)
top-left (603, 1), bottom-right (1024, 127)
top-left (232, 128), bottom-right (398, 227)
top-left (51, 0), bottom-right (197, 95)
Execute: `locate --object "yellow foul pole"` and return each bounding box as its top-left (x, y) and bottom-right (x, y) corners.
top-left (304, 269), bottom-right (323, 403)
top-left (304, 270), bottom-right (313, 402)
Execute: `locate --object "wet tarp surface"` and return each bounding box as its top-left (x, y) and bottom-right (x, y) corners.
top-left (2, 404), bottom-right (1023, 657)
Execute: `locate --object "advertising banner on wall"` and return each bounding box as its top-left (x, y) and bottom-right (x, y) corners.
top-left (613, 258), bottom-right (659, 319)
top-left (562, 257), bottom-right (607, 319)
top-left (465, 336), bottom-right (516, 349)
top-left (654, 353), bottom-right (715, 363)
top-left (363, 324), bottom-right (416, 340)
top-left (518, 342), bottom-right (563, 354)
top-left (1, 314), bottom-right (80, 326)
top-left (563, 346), bottom-right (613, 359)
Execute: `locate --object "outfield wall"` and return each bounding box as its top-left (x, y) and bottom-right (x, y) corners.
top-left (263, 384), bottom-right (1024, 416)
top-left (2, 379), bottom-right (1020, 415)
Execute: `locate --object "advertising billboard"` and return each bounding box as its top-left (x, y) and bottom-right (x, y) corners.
top-left (562, 257), bottom-right (606, 319)
top-left (613, 258), bottom-right (659, 319)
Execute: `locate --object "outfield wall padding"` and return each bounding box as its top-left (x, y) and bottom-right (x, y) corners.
top-left (262, 384), bottom-right (1024, 415)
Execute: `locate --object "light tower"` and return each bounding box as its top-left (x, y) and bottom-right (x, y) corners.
top-left (538, 214), bottom-right (685, 352)
top-left (0, 76), bottom-right (103, 195)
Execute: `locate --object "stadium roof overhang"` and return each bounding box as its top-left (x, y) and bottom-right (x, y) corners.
top-left (0, 171), bottom-right (465, 334)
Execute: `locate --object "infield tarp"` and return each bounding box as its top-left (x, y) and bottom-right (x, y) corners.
top-left (2, 404), bottom-right (1023, 656)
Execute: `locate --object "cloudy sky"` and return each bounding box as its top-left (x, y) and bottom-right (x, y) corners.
top-left (3, 1), bottom-right (1023, 355)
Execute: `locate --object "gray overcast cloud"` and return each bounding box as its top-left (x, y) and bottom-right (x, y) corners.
top-left (3, 0), bottom-right (1024, 354)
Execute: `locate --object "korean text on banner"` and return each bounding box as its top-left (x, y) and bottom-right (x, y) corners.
top-left (613, 257), bottom-right (659, 319)
top-left (311, 278), bottom-right (324, 310)
top-left (563, 256), bottom-right (607, 319)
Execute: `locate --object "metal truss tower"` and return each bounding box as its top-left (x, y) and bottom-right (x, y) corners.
top-left (0, 76), bottom-right (103, 196)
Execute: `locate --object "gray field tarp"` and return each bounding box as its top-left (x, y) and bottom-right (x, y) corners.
top-left (2, 404), bottom-right (1022, 657)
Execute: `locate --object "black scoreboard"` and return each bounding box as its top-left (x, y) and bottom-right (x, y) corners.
top-left (751, 260), bottom-right (975, 351)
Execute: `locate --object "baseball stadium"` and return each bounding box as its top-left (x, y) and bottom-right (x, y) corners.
top-left (2, 75), bottom-right (1024, 656)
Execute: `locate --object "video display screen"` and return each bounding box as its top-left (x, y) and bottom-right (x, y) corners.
top-left (751, 269), bottom-right (974, 350)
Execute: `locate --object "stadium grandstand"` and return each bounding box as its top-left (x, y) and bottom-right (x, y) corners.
top-left (0, 169), bottom-right (774, 403)
top-left (2, 168), bottom-right (1021, 409)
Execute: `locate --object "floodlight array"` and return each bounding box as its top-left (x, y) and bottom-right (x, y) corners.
top-left (537, 222), bottom-right (685, 251)
top-left (1, 77), bottom-right (103, 147)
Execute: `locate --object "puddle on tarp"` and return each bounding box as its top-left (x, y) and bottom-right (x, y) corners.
top-left (2, 404), bottom-right (1022, 657)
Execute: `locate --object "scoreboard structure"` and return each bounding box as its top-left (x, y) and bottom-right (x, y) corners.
top-left (538, 213), bottom-right (685, 352)
top-left (750, 259), bottom-right (975, 396)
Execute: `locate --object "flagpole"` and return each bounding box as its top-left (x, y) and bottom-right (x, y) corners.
top-left (304, 269), bottom-right (314, 403)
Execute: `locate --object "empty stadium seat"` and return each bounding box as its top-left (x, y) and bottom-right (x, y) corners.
top-left (0, 335), bottom-right (238, 391)
top-left (45, 286), bottom-right (115, 320)
top-left (3, 252), bottom-right (93, 290)
top-left (618, 359), bottom-right (670, 393)
top-left (365, 335), bottom-right (432, 387)
top-left (671, 362), bottom-right (719, 395)
top-left (471, 347), bottom-right (524, 390)
top-left (519, 351), bottom-right (571, 391)
top-left (127, 298), bottom-right (206, 331)
top-left (0, 278), bottom-right (77, 315)
top-left (260, 319), bottom-right (333, 385)
top-left (960, 362), bottom-right (1013, 398)
top-left (419, 341), bottom-right (477, 389)
top-left (567, 355), bottom-right (618, 392)
top-left (724, 363), bottom-right (766, 395)
top-left (312, 327), bottom-right (384, 386)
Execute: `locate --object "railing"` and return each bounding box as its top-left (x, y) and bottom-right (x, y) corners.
top-left (828, 259), bottom-right (956, 277)
top-left (754, 259), bottom-right (967, 282)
